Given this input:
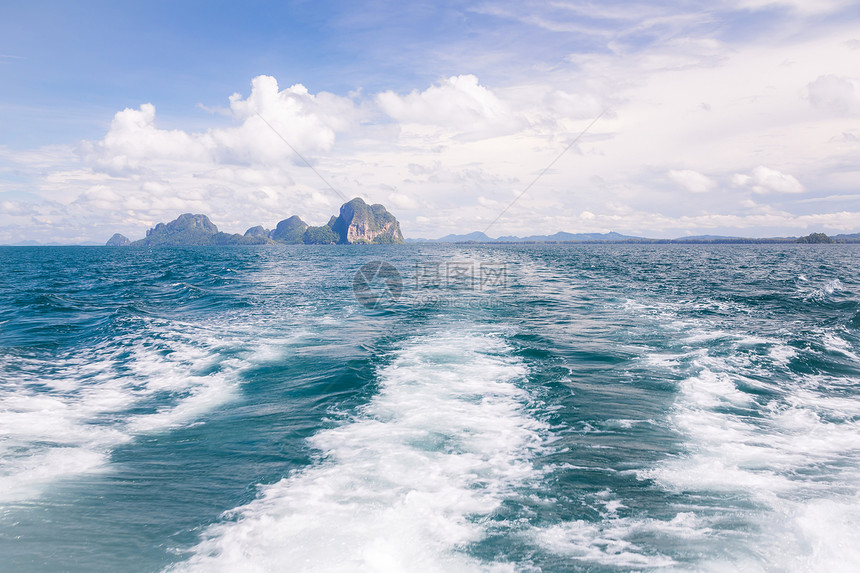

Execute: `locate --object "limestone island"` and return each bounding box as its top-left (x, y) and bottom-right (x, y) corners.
top-left (108, 197), bottom-right (404, 246)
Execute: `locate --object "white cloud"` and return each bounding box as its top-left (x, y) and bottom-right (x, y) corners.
top-left (727, 0), bottom-right (855, 15)
top-left (14, 76), bottom-right (365, 240)
top-left (87, 103), bottom-right (206, 172)
top-left (377, 75), bottom-right (526, 136)
top-left (733, 166), bottom-right (804, 194)
top-left (387, 192), bottom-right (418, 209)
top-left (81, 75), bottom-right (359, 176)
top-left (218, 75), bottom-right (360, 161)
top-left (668, 169), bottom-right (717, 193)
top-left (808, 75), bottom-right (859, 115)
top-left (6, 5), bottom-right (860, 243)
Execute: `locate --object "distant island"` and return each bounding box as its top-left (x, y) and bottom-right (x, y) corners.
top-left (106, 197), bottom-right (404, 246)
top-left (408, 231), bottom-right (860, 245)
top-left (101, 198), bottom-right (859, 247)
top-left (409, 231), bottom-right (641, 243)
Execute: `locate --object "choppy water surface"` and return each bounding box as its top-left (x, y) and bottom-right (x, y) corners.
top-left (1, 244), bottom-right (859, 572)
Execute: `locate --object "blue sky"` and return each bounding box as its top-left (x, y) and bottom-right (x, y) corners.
top-left (2, 0), bottom-right (860, 242)
top-left (2, 0), bottom-right (589, 144)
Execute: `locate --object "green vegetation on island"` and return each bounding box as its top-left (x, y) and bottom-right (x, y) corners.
top-left (108, 197), bottom-right (405, 247)
top-left (268, 216), bottom-right (309, 244)
top-left (795, 233), bottom-right (835, 244)
top-left (303, 225), bottom-right (339, 244)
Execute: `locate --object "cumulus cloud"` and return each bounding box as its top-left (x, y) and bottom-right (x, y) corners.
top-left (732, 166), bottom-right (804, 194)
top-left (216, 75), bottom-right (360, 163)
top-left (808, 75), bottom-right (859, 115)
top-left (377, 75), bottom-right (526, 136)
top-left (29, 75), bottom-right (368, 239)
top-left (387, 192), bottom-right (418, 209)
top-left (668, 169), bottom-right (716, 193)
top-left (7, 7), bottom-right (860, 244)
top-left (85, 103), bottom-right (206, 172)
top-left (81, 75), bottom-right (359, 176)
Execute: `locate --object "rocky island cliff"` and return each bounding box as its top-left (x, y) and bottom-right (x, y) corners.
top-left (105, 233), bottom-right (131, 246)
top-left (331, 198), bottom-right (404, 244)
top-left (108, 198), bottom-right (404, 246)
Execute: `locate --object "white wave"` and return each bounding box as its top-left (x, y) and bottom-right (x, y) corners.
top-left (822, 332), bottom-right (860, 362)
top-left (643, 348), bottom-right (860, 570)
top-left (168, 331), bottom-right (545, 573)
top-left (0, 318), bottom-right (282, 504)
top-left (825, 279), bottom-right (843, 293)
top-left (603, 418), bottom-right (655, 429)
top-left (530, 487), bottom-right (715, 569)
top-left (803, 278), bottom-right (844, 300)
top-left (532, 511), bottom-right (714, 569)
top-left (615, 296), bottom-right (860, 570)
top-left (769, 344), bottom-right (797, 364)
top-left (642, 351), bottom-right (691, 368)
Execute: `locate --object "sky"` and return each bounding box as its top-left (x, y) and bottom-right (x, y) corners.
top-left (1, 0), bottom-right (860, 243)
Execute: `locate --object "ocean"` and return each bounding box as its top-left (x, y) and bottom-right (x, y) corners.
top-left (1, 244), bottom-right (859, 572)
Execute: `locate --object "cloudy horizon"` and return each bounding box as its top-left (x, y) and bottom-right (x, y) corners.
top-left (2, 0), bottom-right (860, 243)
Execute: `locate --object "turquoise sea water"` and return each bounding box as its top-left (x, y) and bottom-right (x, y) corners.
top-left (1, 244), bottom-right (859, 572)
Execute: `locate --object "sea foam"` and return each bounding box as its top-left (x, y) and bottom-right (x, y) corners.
top-left (631, 298), bottom-right (860, 571)
top-left (0, 317), bottom-right (274, 503)
top-left (169, 331), bottom-right (545, 573)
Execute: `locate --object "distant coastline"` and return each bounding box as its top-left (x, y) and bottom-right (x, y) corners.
top-left (406, 231), bottom-right (858, 245)
top-left (3, 199), bottom-right (859, 247)
top-left (4, 232), bottom-right (858, 248)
